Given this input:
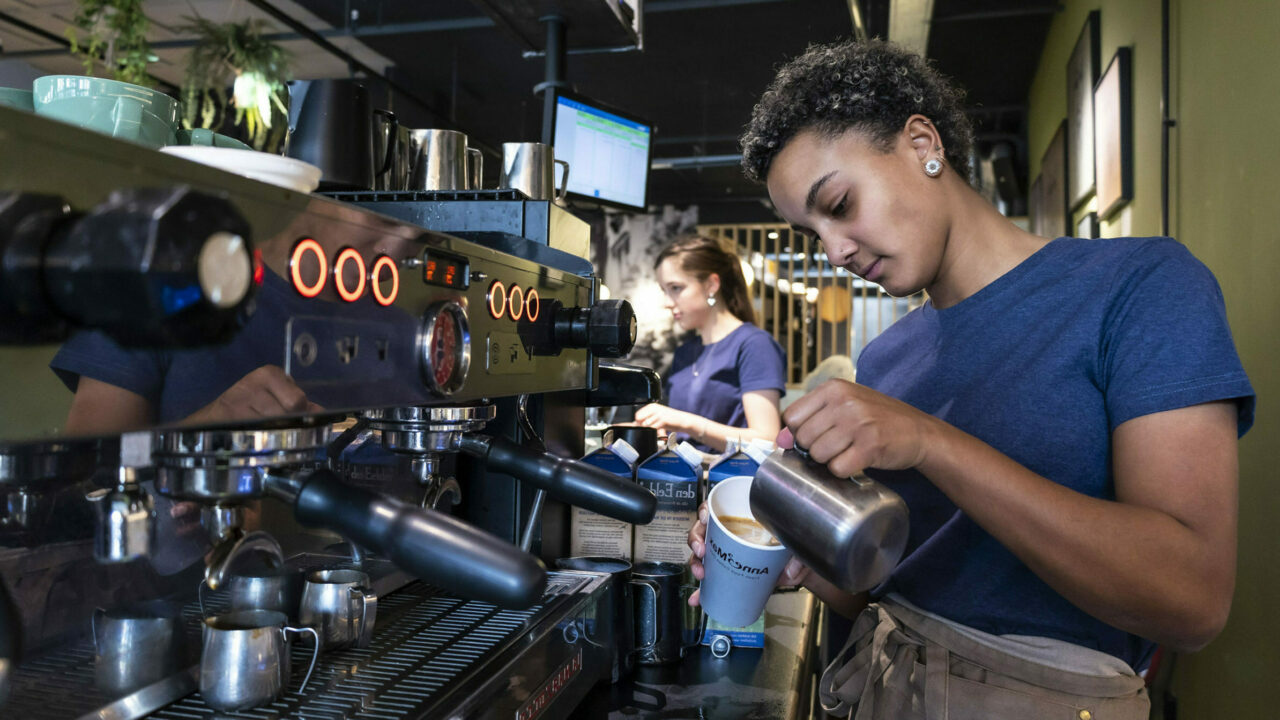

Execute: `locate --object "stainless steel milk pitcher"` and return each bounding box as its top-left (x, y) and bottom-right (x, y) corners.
top-left (749, 449), bottom-right (909, 593)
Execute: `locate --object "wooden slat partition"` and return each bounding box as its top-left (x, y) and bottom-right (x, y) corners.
top-left (696, 223), bottom-right (923, 387)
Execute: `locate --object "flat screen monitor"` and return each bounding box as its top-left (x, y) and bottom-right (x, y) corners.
top-left (552, 91), bottom-right (653, 212)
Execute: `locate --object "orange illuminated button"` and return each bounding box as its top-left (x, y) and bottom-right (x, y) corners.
top-left (333, 247), bottom-right (367, 302)
top-left (289, 238), bottom-right (327, 298)
top-left (487, 279), bottom-right (507, 318)
top-left (524, 287), bottom-right (540, 321)
top-left (507, 284), bottom-right (525, 321)
top-left (370, 255), bottom-right (399, 306)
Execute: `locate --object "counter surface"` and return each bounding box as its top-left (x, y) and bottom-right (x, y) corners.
top-left (570, 589), bottom-right (820, 719)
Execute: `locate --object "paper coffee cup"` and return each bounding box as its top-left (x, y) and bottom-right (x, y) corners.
top-left (699, 475), bottom-right (792, 627)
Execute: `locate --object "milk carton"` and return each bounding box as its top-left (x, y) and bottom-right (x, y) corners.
top-left (632, 439), bottom-right (702, 564)
top-left (570, 438), bottom-right (640, 560)
top-left (704, 438), bottom-right (769, 501)
top-left (702, 439), bottom-right (775, 649)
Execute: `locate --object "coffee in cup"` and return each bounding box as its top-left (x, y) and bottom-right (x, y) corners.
top-left (718, 515), bottom-right (781, 546)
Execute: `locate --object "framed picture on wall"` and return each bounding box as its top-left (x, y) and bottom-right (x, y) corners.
top-left (1076, 211), bottom-right (1099, 239)
top-left (1067, 10), bottom-right (1100, 211)
top-left (1095, 47), bottom-right (1134, 220)
top-left (1029, 174), bottom-right (1043, 236)
top-left (1040, 121), bottom-right (1068, 238)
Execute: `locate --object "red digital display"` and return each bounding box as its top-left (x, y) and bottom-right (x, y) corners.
top-left (423, 251), bottom-right (468, 289)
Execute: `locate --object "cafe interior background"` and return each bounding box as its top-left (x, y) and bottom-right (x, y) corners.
top-left (0, 0), bottom-right (1276, 716)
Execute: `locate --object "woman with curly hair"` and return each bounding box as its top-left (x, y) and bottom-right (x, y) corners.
top-left (686, 39), bottom-right (1253, 718)
top-left (634, 235), bottom-right (785, 452)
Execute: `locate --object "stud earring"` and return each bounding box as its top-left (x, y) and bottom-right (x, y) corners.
top-left (707, 295), bottom-right (717, 307)
top-left (924, 158), bottom-right (943, 177)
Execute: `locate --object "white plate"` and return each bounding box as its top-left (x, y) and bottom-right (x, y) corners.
top-left (160, 146), bottom-right (322, 193)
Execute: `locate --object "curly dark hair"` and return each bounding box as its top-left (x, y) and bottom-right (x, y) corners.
top-left (741, 39), bottom-right (975, 184)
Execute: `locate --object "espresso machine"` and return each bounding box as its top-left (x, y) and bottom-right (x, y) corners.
top-left (0, 104), bottom-right (659, 718)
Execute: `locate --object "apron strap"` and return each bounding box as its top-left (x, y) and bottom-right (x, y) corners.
top-left (924, 640), bottom-right (950, 720)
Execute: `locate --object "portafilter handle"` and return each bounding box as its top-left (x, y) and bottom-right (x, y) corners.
top-left (267, 468), bottom-right (547, 609)
top-left (457, 434), bottom-right (657, 525)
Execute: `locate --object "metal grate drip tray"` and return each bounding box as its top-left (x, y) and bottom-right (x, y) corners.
top-left (3, 572), bottom-right (591, 720)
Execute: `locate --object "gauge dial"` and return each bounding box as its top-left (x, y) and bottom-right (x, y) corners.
top-left (420, 301), bottom-right (470, 395)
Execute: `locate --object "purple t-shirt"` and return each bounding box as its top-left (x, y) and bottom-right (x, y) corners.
top-left (664, 323), bottom-right (786, 450)
top-left (857, 236), bottom-right (1254, 670)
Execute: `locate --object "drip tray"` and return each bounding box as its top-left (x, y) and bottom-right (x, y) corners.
top-left (3, 571), bottom-right (603, 720)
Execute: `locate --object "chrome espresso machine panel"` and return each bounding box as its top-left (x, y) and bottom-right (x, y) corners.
top-left (0, 106), bottom-right (655, 719)
top-left (0, 106), bottom-right (637, 441)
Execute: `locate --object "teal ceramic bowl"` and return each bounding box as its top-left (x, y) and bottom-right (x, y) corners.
top-left (32, 75), bottom-right (179, 148)
top-left (0, 87), bottom-right (34, 111)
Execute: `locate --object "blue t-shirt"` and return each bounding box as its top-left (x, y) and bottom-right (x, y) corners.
top-left (856, 237), bottom-right (1255, 669)
top-left (665, 323), bottom-right (786, 450)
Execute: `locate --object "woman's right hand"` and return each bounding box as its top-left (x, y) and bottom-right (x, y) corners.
top-left (686, 501), bottom-right (813, 607)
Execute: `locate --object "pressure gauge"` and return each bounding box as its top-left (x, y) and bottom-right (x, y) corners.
top-left (420, 301), bottom-right (471, 395)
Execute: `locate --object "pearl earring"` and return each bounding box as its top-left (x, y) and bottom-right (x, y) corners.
top-left (707, 295), bottom-right (717, 307)
top-left (924, 158), bottom-right (943, 177)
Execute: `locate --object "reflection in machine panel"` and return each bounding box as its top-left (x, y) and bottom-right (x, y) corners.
top-left (0, 104), bottom-right (658, 718)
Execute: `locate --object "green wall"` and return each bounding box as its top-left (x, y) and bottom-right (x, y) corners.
top-left (1026, 1), bottom-right (1280, 716)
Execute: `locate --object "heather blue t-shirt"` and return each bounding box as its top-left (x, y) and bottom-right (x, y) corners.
top-left (665, 323), bottom-right (786, 450)
top-left (857, 236), bottom-right (1255, 670)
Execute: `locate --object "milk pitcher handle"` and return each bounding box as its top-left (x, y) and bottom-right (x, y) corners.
top-left (354, 586), bottom-right (378, 648)
top-left (466, 147), bottom-right (484, 190)
top-left (629, 577), bottom-right (660, 652)
top-left (680, 584), bottom-right (708, 656)
top-left (554, 159), bottom-right (570, 202)
top-left (90, 607), bottom-right (105, 652)
top-left (284, 624), bottom-right (321, 693)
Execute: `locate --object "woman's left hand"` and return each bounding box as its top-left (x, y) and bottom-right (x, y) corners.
top-left (783, 379), bottom-right (938, 478)
top-left (635, 402), bottom-right (699, 436)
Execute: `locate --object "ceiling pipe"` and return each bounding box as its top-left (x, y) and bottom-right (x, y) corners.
top-left (650, 154), bottom-right (742, 170)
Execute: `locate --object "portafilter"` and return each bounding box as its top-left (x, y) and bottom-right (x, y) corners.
top-left (151, 418), bottom-right (549, 608)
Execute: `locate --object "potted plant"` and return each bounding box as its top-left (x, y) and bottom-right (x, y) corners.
top-left (180, 18), bottom-right (291, 152)
top-left (65, 0), bottom-right (156, 87)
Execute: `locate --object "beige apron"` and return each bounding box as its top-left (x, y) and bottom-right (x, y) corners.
top-left (819, 597), bottom-right (1150, 720)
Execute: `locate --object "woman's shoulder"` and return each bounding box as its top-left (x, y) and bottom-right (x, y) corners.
top-left (730, 323), bottom-right (784, 351)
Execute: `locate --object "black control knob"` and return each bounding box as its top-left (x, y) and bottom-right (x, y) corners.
top-left (43, 187), bottom-right (257, 346)
top-left (0, 192), bottom-right (76, 343)
top-left (553, 299), bottom-right (637, 358)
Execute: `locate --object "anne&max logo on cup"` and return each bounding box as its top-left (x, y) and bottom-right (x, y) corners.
top-left (707, 534), bottom-right (773, 577)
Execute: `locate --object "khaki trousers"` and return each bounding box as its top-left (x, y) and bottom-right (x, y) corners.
top-left (819, 598), bottom-right (1150, 720)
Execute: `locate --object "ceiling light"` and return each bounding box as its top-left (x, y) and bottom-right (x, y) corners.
top-left (806, 287), bottom-right (820, 303)
top-left (767, 231), bottom-right (779, 240)
top-left (777, 279), bottom-right (791, 293)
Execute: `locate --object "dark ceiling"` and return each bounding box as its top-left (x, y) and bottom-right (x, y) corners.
top-left (293, 0), bottom-right (1058, 220)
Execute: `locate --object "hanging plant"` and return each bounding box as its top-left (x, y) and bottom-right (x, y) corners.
top-left (65, 0), bottom-right (156, 87)
top-left (179, 17), bottom-right (291, 152)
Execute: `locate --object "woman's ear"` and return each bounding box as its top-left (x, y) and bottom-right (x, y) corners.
top-left (905, 114), bottom-right (941, 162)
top-left (705, 272), bottom-right (722, 298)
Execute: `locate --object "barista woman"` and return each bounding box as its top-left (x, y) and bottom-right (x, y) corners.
top-left (634, 235), bottom-right (786, 452)
top-left (687, 40), bottom-right (1253, 718)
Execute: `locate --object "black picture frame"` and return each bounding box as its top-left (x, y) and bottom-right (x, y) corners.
top-left (1067, 11), bottom-right (1100, 212)
top-left (1094, 47), bottom-right (1134, 220)
top-left (1040, 121), bottom-right (1068, 238)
